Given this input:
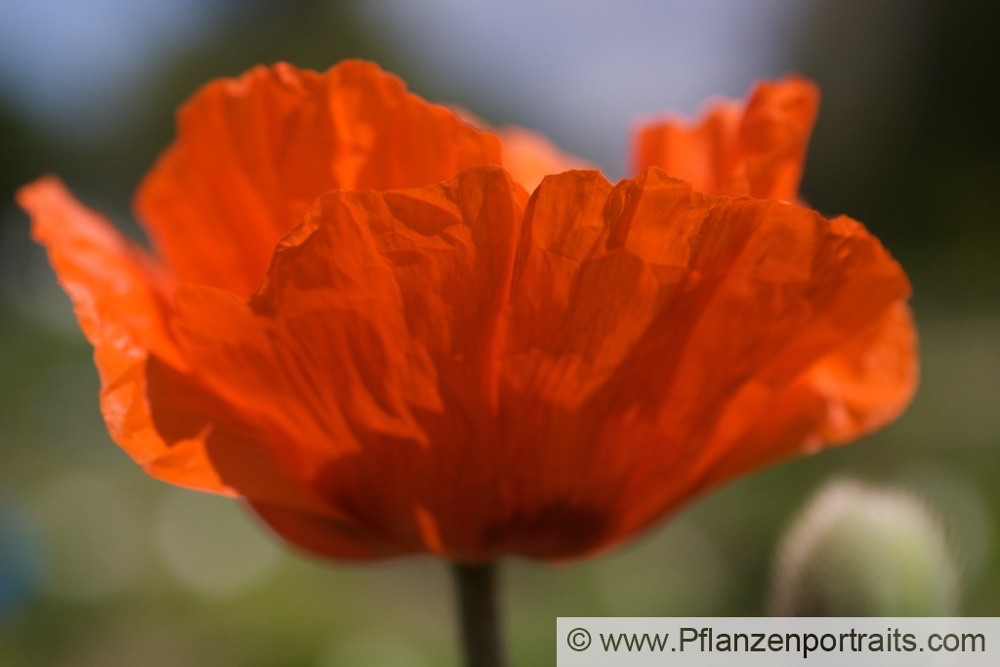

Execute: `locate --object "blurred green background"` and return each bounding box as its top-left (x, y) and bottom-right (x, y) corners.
top-left (1, 1), bottom-right (997, 665)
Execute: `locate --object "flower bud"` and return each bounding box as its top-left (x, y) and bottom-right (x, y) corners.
top-left (769, 479), bottom-right (960, 616)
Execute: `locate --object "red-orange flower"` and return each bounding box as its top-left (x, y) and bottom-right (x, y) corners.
top-left (19, 61), bottom-right (916, 562)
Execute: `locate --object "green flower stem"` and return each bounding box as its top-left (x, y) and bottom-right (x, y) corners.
top-left (452, 561), bottom-right (507, 667)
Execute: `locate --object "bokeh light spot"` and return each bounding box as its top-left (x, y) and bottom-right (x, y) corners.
top-left (155, 489), bottom-right (281, 597)
top-left (32, 473), bottom-right (146, 600)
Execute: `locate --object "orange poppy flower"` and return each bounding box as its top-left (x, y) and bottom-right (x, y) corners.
top-left (19, 61), bottom-right (916, 563)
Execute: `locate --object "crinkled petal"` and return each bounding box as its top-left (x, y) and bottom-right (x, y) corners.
top-left (250, 501), bottom-right (409, 560)
top-left (799, 301), bottom-right (918, 443)
top-left (142, 355), bottom-right (354, 519)
top-left (497, 127), bottom-right (595, 192)
top-left (493, 168), bottom-right (913, 558)
top-left (699, 302), bottom-right (918, 491)
top-left (136, 60), bottom-right (503, 295)
top-left (169, 165), bottom-right (527, 559)
top-left (453, 109), bottom-right (593, 192)
top-left (17, 177), bottom-right (228, 493)
top-left (632, 77), bottom-right (819, 200)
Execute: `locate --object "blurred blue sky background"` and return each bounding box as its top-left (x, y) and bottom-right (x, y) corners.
top-left (0, 0), bottom-right (811, 169)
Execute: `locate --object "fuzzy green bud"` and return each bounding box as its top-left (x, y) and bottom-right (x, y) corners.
top-left (769, 479), bottom-right (960, 616)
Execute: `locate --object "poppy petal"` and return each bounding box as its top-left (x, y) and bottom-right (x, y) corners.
top-left (143, 355), bottom-right (354, 518)
top-left (632, 77), bottom-right (819, 200)
top-left (450, 108), bottom-right (593, 192)
top-left (135, 60), bottom-right (503, 295)
top-left (699, 301), bottom-right (918, 490)
top-left (785, 301), bottom-right (918, 445)
top-left (498, 127), bottom-right (595, 192)
top-left (169, 165), bottom-right (527, 558)
top-left (495, 168), bottom-right (911, 557)
top-left (17, 177), bottom-right (229, 493)
top-left (250, 501), bottom-right (409, 560)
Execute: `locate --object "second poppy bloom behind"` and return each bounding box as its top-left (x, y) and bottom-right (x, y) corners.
top-left (19, 61), bottom-right (917, 562)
